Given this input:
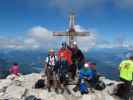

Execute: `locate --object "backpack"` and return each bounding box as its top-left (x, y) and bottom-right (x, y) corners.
top-left (35, 79), bottom-right (45, 89)
top-left (114, 83), bottom-right (130, 98)
top-left (94, 80), bottom-right (106, 91)
top-left (25, 95), bottom-right (38, 100)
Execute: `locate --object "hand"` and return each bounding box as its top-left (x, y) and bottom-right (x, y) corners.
top-left (65, 74), bottom-right (69, 78)
top-left (85, 77), bottom-right (91, 80)
top-left (87, 77), bottom-right (91, 80)
top-left (81, 79), bottom-right (84, 83)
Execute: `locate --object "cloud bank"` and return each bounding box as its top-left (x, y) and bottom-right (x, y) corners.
top-left (0, 25), bottom-right (97, 51)
top-left (74, 25), bottom-right (96, 51)
top-left (0, 25), bottom-right (132, 50)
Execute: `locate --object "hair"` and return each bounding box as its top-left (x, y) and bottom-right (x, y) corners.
top-left (61, 42), bottom-right (67, 47)
top-left (91, 63), bottom-right (96, 66)
top-left (129, 56), bottom-right (133, 60)
top-left (13, 63), bottom-right (18, 66)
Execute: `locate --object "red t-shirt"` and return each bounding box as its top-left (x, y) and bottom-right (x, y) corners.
top-left (58, 48), bottom-right (72, 65)
top-left (9, 65), bottom-right (20, 76)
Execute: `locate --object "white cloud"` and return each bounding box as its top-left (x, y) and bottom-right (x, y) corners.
top-left (96, 38), bottom-right (133, 49)
top-left (0, 26), bottom-right (57, 50)
top-left (0, 37), bottom-right (24, 49)
top-left (3, 25), bottom-right (132, 50)
top-left (74, 25), bottom-right (97, 51)
top-left (25, 26), bottom-right (61, 49)
top-left (96, 43), bottom-right (115, 49)
top-left (25, 25), bottom-right (97, 51)
top-left (0, 25), bottom-right (97, 50)
top-left (27, 26), bottom-right (52, 41)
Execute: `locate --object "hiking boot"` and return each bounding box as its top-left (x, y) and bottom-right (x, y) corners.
top-left (73, 86), bottom-right (79, 92)
top-left (90, 88), bottom-right (95, 93)
top-left (55, 88), bottom-right (59, 94)
top-left (84, 91), bottom-right (89, 94)
top-left (81, 91), bottom-right (89, 95)
top-left (61, 88), bottom-right (64, 94)
top-left (48, 88), bottom-right (51, 92)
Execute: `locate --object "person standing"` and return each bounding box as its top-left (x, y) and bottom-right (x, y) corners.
top-left (119, 56), bottom-right (133, 96)
top-left (58, 42), bottom-right (72, 65)
top-left (9, 63), bottom-right (24, 82)
top-left (58, 42), bottom-right (73, 80)
top-left (44, 49), bottom-right (58, 92)
top-left (68, 41), bottom-right (85, 79)
top-left (54, 53), bottom-right (70, 94)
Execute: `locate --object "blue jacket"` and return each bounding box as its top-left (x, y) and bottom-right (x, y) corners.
top-left (79, 68), bottom-right (93, 79)
top-left (91, 69), bottom-right (97, 78)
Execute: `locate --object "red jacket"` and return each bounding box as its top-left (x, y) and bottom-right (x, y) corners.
top-left (58, 48), bottom-right (72, 65)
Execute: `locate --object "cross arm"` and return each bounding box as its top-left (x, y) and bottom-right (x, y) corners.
top-left (53, 32), bottom-right (90, 36)
top-left (74, 32), bottom-right (90, 36)
top-left (53, 32), bottom-right (69, 36)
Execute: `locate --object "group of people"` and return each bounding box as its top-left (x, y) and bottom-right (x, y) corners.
top-left (44, 41), bottom-right (100, 94)
top-left (8, 41), bottom-right (133, 96)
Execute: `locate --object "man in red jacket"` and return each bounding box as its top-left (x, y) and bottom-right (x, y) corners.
top-left (58, 42), bottom-right (72, 65)
top-left (58, 42), bottom-right (74, 80)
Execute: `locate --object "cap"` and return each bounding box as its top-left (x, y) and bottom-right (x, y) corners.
top-left (62, 42), bottom-right (67, 46)
top-left (49, 49), bottom-right (54, 53)
top-left (73, 41), bottom-right (77, 45)
top-left (84, 63), bottom-right (89, 68)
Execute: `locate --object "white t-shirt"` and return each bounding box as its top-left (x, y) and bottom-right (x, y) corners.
top-left (45, 56), bottom-right (58, 66)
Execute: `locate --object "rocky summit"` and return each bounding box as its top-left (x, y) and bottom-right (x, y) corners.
top-left (0, 73), bottom-right (123, 100)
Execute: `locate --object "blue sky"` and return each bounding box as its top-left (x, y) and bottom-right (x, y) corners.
top-left (0, 0), bottom-right (133, 50)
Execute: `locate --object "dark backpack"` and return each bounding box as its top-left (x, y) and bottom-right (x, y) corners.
top-left (25, 95), bottom-right (39, 100)
top-left (35, 79), bottom-right (45, 89)
top-left (94, 81), bottom-right (106, 91)
top-left (114, 83), bottom-right (130, 98)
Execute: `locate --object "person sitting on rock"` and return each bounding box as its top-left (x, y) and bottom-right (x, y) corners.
top-left (9, 63), bottom-right (20, 76)
top-left (44, 49), bottom-right (58, 92)
top-left (9, 63), bottom-right (24, 83)
top-left (79, 62), bottom-right (93, 94)
top-left (89, 63), bottom-right (99, 86)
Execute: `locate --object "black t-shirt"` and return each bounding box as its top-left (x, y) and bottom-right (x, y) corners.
top-left (72, 49), bottom-right (84, 63)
